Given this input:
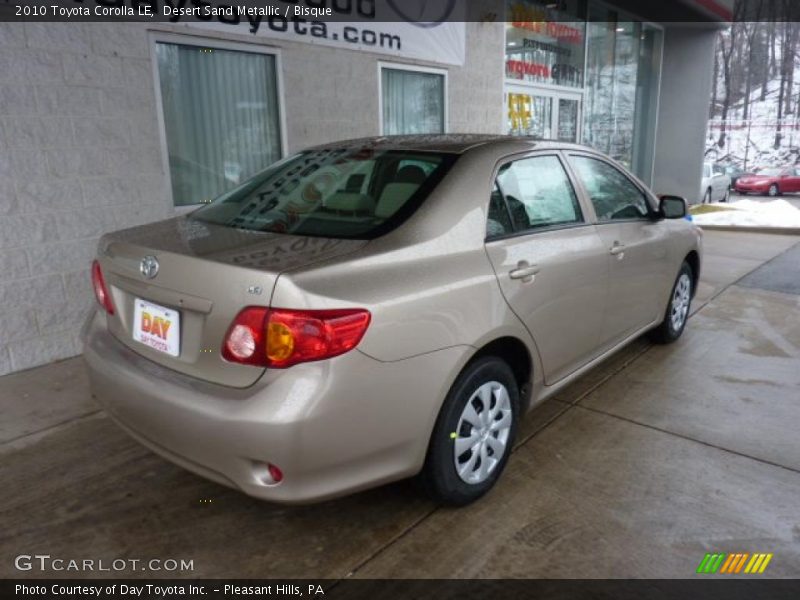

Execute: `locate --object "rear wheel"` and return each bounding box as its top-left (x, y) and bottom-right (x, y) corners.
top-left (420, 357), bottom-right (519, 506)
top-left (649, 262), bottom-right (693, 344)
top-left (722, 188), bottom-right (730, 202)
top-left (769, 183), bottom-right (780, 197)
top-left (703, 189), bottom-right (712, 204)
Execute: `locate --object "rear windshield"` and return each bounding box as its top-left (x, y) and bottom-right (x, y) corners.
top-left (190, 148), bottom-right (457, 239)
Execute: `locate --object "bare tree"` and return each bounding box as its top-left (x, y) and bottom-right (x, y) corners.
top-left (742, 3), bottom-right (765, 120)
top-left (711, 42), bottom-right (720, 119)
top-left (775, 16), bottom-right (800, 148)
top-left (718, 24), bottom-right (738, 148)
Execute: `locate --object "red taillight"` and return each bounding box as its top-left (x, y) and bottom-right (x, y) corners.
top-left (221, 306), bottom-right (269, 366)
top-left (91, 260), bottom-right (115, 315)
top-left (222, 307), bottom-right (371, 368)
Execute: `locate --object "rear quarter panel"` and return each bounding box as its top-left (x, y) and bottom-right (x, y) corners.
top-left (270, 146), bottom-right (544, 386)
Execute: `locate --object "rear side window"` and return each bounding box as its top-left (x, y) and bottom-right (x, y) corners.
top-left (492, 155), bottom-right (583, 234)
top-left (487, 182), bottom-right (513, 237)
top-left (191, 148), bottom-right (456, 239)
top-left (570, 155), bottom-right (651, 221)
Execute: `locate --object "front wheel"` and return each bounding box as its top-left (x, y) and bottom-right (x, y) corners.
top-left (420, 356), bottom-right (519, 506)
top-left (649, 262), bottom-right (693, 344)
top-left (769, 183), bottom-right (780, 197)
top-left (703, 189), bottom-right (712, 204)
top-left (722, 188), bottom-right (730, 202)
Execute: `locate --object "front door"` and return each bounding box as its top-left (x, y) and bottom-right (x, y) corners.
top-left (566, 153), bottom-right (672, 346)
top-left (485, 153), bottom-right (609, 385)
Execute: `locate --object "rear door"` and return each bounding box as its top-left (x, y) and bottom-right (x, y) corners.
top-left (484, 152), bottom-right (609, 385)
top-left (566, 153), bottom-right (672, 347)
top-left (784, 168), bottom-right (800, 192)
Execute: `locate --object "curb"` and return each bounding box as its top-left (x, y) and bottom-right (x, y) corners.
top-left (697, 225), bottom-right (800, 235)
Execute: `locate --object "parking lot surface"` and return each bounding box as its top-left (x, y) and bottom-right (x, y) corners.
top-left (1, 230), bottom-right (799, 579)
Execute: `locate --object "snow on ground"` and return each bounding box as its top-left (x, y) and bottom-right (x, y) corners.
top-left (692, 199), bottom-right (800, 228)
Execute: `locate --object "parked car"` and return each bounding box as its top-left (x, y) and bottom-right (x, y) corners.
top-left (700, 161), bottom-right (731, 203)
top-left (717, 163), bottom-right (749, 189)
top-left (83, 135), bottom-right (703, 506)
top-left (735, 166), bottom-right (800, 196)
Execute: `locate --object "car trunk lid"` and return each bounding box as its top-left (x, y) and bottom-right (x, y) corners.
top-left (97, 216), bottom-right (368, 388)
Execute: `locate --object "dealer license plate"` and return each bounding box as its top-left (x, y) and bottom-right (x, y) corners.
top-left (133, 298), bottom-right (180, 357)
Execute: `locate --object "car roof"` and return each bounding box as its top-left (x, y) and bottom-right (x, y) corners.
top-left (305, 134), bottom-right (591, 155)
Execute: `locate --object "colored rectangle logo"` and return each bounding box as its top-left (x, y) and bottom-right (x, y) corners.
top-left (696, 552), bottom-right (773, 574)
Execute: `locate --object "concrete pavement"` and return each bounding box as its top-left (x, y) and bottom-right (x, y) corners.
top-left (1, 230), bottom-right (799, 579)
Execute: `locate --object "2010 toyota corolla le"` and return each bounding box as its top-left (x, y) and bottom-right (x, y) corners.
top-left (83, 135), bottom-right (702, 505)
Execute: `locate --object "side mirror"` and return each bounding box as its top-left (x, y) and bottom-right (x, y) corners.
top-left (659, 195), bottom-right (687, 219)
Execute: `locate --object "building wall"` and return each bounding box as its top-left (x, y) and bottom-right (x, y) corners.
top-left (0, 23), bottom-right (173, 376)
top-left (651, 25), bottom-right (718, 203)
top-left (0, 21), bottom-right (504, 375)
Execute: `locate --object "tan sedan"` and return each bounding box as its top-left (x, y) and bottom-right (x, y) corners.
top-left (83, 135), bottom-right (702, 505)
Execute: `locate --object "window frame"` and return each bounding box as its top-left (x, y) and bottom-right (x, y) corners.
top-left (377, 61), bottom-right (449, 136)
top-left (149, 32), bottom-right (288, 211)
top-left (485, 151), bottom-right (590, 242)
top-left (564, 151), bottom-right (659, 224)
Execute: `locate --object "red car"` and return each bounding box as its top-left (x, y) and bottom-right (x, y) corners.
top-left (735, 167), bottom-right (800, 196)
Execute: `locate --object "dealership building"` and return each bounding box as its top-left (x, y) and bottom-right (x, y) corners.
top-left (0, 0), bottom-right (730, 375)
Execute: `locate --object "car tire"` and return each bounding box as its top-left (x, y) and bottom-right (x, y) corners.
top-left (722, 188), bottom-right (730, 202)
top-left (703, 189), bottom-right (712, 204)
top-left (419, 356), bottom-right (519, 506)
top-left (649, 262), bottom-right (693, 344)
top-left (769, 184), bottom-right (780, 197)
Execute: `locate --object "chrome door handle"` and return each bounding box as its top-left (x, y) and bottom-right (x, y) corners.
top-left (610, 242), bottom-right (626, 257)
top-left (509, 261), bottom-right (540, 282)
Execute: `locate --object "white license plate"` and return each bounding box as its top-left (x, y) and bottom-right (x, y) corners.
top-left (133, 298), bottom-right (180, 357)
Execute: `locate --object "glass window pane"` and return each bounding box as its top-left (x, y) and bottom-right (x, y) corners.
top-left (557, 98), bottom-right (579, 142)
top-left (507, 92), bottom-right (552, 138)
top-left (191, 149), bottom-right (456, 239)
top-left (496, 155), bottom-right (583, 230)
top-left (487, 182), bottom-right (513, 237)
top-left (382, 68), bottom-right (444, 135)
top-left (570, 155), bottom-right (650, 221)
top-left (156, 43), bottom-right (283, 207)
top-left (582, 3), bottom-right (662, 183)
top-left (505, 0), bottom-right (586, 88)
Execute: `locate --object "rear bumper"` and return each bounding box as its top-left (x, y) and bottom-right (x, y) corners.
top-left (82, 310), bottom-right (470, 504)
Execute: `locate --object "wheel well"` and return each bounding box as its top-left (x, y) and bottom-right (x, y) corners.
top-left (470, 337), bottom-right (533, 400)
top-left (684, 250), bottom-right (700, 295)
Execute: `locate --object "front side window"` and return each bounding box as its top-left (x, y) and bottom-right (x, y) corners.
top-left (191, 148), bottom-right (456, 239)
top-left (381, 67), bottom-right (445, 135)
top-left (494, 155), bottom-right (583, 233)
top-left (570, 155), bottom-right (651, 221)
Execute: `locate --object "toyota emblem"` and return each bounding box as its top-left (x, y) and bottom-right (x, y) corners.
top-left (140, 255), bottom-right (159, 279)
